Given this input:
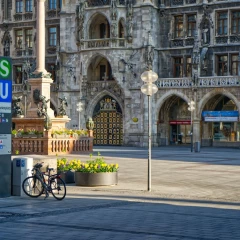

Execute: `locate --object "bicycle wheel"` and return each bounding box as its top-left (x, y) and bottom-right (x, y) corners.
top-left (50, 177), bottom-right (66, 200)
top-left (22, 176), bottom-right (44, 197)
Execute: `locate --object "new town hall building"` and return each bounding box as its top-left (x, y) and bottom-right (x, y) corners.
top-left (1, 0), bottom-right (240, 147)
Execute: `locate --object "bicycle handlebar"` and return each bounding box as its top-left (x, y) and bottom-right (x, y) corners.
top-left (33, 162), bottom-right (43, 169)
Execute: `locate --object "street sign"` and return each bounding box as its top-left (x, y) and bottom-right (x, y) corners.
top-left (0, 56), bottom-right (12, 197)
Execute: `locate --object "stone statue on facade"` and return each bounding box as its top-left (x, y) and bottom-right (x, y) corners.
top-left (126, 0), bottom-right (133, 42)
top-left (37, 95), bottom-right (50, 117)
top-left (127, 20), bottom-right (133, 41)
top-left (86, 117), bottom-right (94, 130)
top-left (192, 71), bottom-right (198, 86)
top-left (111, 23), bottom-right (117, 38)
top-left (202, 20), bottom-right (210, 44)
top-left (126, 0), bottom-right (133, 19)
top-left (75, 1), bottom-right (85, 45)
top-left (58, 96), bottom-right (68, 116)
top-left (111, 0), bottom-right (118, 20)
top-left (12, 96), bottom-right (24, 117)
top-left (146, 45), bottom-right (154, 70)
top-left (192, 32), bottom-right (200, 67)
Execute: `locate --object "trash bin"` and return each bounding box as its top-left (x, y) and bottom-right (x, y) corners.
top-left (194, 141), bottom-right (201, 152)
top-left (12, 158), bottom-right (33, 196)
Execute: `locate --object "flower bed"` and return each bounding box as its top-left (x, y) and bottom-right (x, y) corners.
top-left (57, 153), bottom-right (119, 186)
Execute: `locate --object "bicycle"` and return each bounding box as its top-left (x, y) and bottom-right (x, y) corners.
top-left (22, 163), bottom-right (66, 200)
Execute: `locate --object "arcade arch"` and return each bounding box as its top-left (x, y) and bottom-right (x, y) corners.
top-left (88, 13), bottom-right (110, 39)
top-left (201, 93), bottom-right (240, 145)
top-left (157, 94), bottom-right (192, 145)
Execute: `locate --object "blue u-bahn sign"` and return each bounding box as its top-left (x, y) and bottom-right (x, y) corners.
top-left (0, 57), bottom-right (12, 114)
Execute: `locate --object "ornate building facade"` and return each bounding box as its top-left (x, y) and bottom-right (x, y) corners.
top-left (2, 0), bottom-right (240, 147)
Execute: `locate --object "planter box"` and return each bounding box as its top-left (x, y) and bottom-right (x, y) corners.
top-left (75, 172), bottom-right (118, 186)
top-left (59, 171), bottom-right (75, 183)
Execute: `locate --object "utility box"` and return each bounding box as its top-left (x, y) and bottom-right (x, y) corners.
top-left (12, 158), bottom-right (33, 196)
top-left (194, 141), bottom-right (201, 153)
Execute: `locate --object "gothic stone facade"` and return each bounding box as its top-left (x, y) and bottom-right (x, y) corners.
top-left (2, 0), bottom-right (240, 147)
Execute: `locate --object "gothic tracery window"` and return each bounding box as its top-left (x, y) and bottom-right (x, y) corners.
top-left (3, 39), bottom-right (10, 56)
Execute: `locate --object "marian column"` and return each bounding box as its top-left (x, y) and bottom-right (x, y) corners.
top-left (35, 0), bottom-right (47, 74)
top-left (27, 0), bottom-right (53, 118)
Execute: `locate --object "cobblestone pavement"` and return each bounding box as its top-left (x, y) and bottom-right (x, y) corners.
top-left (1, 146), bottom-right (240, 239)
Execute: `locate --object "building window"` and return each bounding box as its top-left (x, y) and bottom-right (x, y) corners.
top-left (16, 30), bottom-right (23, 49)
top-left (232, 11), bottom-right (240, 34)
top-left (16, 0), bottom-right (23, 13)
top-left (25, 29), bottom-right (33, 48)
top-left (118, 22), bottom-right (124, 38)
top-left (47, 64), bottom-right (56, 82)
top-left (100, 23), bottom-right (106, 39)
top-left (175, 16), bottom-right (183, 38)
top-left (100, 65), bottom-right (106, 80)
top-left (217, 55), bottom-right (228, 76)
top-left (15, 66), bottom-right (23, 84)
top-left (217, 12), bottom-right (228, 35)
top-left (186, 57), bottom-right (192, 77)
top-left (231, 54), bottom-right (239, 76)
top-left (187, 15), bottom-right (196, 37)
top-left (49, 27), bottom-right (57, 46)
top-left (173, 57), bottom-right (183, 77)
top-left (25, 0), bottom-right (32, 12)
top-left (49, 0), bottom-right (57, 10)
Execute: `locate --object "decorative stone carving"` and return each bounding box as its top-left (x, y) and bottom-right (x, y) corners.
top-left (192, 32), bottom-right (200, 68)
top-left (199, 8), bottom-right (213, 45)
top-left (75, 0), bottom-right (86, 45)
top-left (37, 95), bottom-right (50, 117)
top-left (100, 98), bottom-right (117, 110)
top-left (33, 89), bottom-right (41, 104)
top-left (110, 0), bottom-right (118, 20)
top-left (126, 0), bottom-right (133, 42)
top-left (1, 30), bottom-right (12, 57)
top-left (146, 45), bottom-right (154, 70)
top-left (30, 71), bottom-right (52, 79)
top-left (58, 96), bottom-right (68, 116)
top-left (111, 23), bottom-right (117, 38)
top-left (12, 96), bottom-right (24, 117)
top-left (86, 117), bottom-right (94, 130)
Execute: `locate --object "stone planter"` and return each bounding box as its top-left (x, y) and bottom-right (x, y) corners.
top-left (75, 172), bottom-right (118, 186)
top-left (59, 171), bottom-right (75, 183)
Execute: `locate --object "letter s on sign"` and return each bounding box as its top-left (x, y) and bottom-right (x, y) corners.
top-left (0, 60), bottom-right (10, 78)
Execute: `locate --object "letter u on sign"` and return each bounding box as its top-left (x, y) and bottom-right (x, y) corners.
top-left (0, 80), bottom-right (11, 102)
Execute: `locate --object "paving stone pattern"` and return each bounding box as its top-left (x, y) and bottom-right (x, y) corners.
top-left (2, 146), bottom-right (240, 239)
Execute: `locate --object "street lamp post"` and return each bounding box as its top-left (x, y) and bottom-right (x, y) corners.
top-left (76, 102), bottom-right (83, 129)
top-left (188, 100), bottom-right (195, 152)
top-left (141, 70), bottom-right (158, 192)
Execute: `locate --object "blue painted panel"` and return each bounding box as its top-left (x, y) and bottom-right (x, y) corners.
top-left (202, 111), bottom-right (239, 117)
top-left (0, 80), bottom-right (12, 103)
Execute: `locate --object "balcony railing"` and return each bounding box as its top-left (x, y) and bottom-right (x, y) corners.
top-left (171, 37), bottom-right (194, 47)
top-left (83, 38), bottom-right (126, 49)
top-left (13, 84), bottom-right (24, 93)
top-left (155, 76), bottom-right (240, 88)
top-left (12, 136), bottom-right (93, 155)
top-left (199, 76), bottom-right (240, 87)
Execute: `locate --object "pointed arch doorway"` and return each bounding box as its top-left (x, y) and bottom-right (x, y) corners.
top-left (93, 96), bottom-right (123, 145)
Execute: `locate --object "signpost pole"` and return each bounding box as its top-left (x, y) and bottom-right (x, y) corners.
top-left (0, 57), bottom-right (12, 197)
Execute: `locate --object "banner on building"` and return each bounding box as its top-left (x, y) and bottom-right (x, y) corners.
top-left (202, 111), bottom-right (239, 122)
